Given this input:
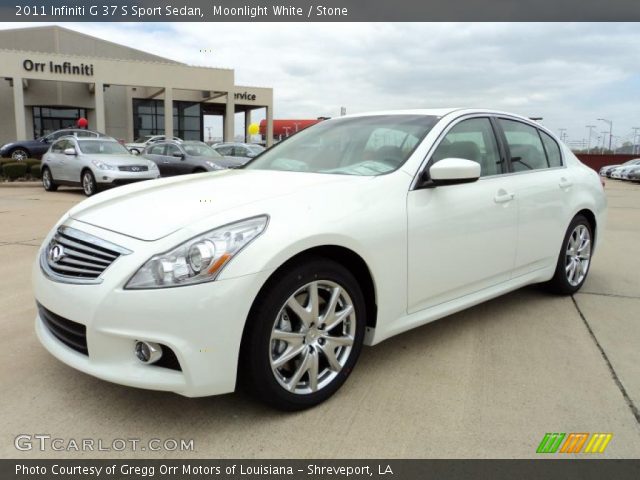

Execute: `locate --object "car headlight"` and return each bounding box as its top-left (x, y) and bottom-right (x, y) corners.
top-left (125, 215), bottom-right (268, 289)
top-left (205, 161), bottom-right (223, 170)
top-left (91, 159), bottom-right (118, 170)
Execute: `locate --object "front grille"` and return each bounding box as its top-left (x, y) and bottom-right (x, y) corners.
top-left (118, 165), bottom-right (148, 172)
top-left (42, 226), bottom-right (131, 283)
top-left (38, 303), bottom-right (88, 355)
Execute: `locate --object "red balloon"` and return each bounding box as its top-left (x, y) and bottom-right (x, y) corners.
top-left (77, 117), bottom-right (88, 128)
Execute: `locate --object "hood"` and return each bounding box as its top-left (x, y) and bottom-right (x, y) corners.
top-left (69, 170), bottom-right (359, 241)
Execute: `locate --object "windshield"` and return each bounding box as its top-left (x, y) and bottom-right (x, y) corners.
top-left (183, 143), bottom-right (221, 157)
top-left (247, 145), bottom-right (265, 155)
top-left (78, 140), bottom-right (130, 155)
top-left (245, 115), bottom-right (439, 176)
top-left (134, 136), bottom-right (153, 143)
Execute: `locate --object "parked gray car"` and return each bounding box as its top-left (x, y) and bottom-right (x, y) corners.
top-left (41, 137), bottom-right (160, 196)
top-left (142, 141), bottom-right (246, 176)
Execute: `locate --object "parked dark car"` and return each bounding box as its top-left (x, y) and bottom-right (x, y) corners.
top-left (0, 129), bottom-right (109, 161)
top-left (142, 141), bottom-right (246, 176)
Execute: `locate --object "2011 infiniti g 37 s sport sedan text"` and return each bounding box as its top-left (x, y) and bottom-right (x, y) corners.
top-left (33, 109), bottom-right (607, 410)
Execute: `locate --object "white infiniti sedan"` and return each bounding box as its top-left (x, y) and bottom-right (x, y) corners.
top-left (33, 109), bottom-right (606, 410)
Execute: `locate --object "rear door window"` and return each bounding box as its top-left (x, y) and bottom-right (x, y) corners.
top-left (539, 131), bottom-right (563, 168)
top-left (498, 119), bottom-right (549, 172)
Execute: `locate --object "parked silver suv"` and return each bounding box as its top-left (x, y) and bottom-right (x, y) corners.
top-left (41, 137), bottom-right (160, 196)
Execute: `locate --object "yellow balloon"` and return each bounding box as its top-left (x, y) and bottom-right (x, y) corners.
top-left (248, 123), bottom-right (260, 135)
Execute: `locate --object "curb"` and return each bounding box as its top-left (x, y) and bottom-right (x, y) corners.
top-left (0, 182), bottom-right (41, 188)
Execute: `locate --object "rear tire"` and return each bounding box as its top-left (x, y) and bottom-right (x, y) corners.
top-left (546, 215), bottom-right (593, 295)
top-left (239, 257), bottom-right (366, 411)
top-left (81, 170), bottom-right (98, 196)
top-left (41, 167), bottom-right (58, 192)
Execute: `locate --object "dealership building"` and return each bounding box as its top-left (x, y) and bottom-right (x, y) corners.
top-left (0, 26), bottom-right (274, 146)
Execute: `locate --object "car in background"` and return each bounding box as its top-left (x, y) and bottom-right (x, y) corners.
top-left (41, 136), bottom-right (160, 196)
top-left (143, 141), bottom-right (246, 176)
top-left (600, 158), bottom-right (640, 178)
top-left (33, 108), bottom-right (605, 410)
top-left (211, 142), bottom-right (265, 163)
top-left (0, 129), bottom-right (109, 161)
top-left (611, 161), bottom-right (640, 179)
top-left (627, 165), bottom-right (640, 182)
top-left (126, 135), bottom-right (182, 155)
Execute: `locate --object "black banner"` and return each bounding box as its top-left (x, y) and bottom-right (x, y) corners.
top-left (3, 460), bottom-right (640, 480)
top-left (2, 0), bottom-right (640, 22)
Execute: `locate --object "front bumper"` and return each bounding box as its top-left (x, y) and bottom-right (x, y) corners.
top-left (95, 170), bottom-right (160, 186)
top-left (33, 219), bottom-right (273, 397)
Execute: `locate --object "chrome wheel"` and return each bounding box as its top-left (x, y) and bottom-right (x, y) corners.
top-left (269, 280), bottom-right (356, 395)
top-left (42, 169), bottom-right (51, 189)
top-left (11, 149), bottom-right (28, 161)
top-left (82, 172), bottom-right (95, 196)
top-left (565, 224), bottom-right (591, 286)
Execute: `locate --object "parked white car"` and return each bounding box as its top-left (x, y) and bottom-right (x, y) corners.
top-left (41, 137), bottom-right (160, 196)
top-left (33, 109), bottom-right (606, 410)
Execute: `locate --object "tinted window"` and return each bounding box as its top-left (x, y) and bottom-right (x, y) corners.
top-left (431, 118), bottom-right (502, 177)
top-left (166, 145), bottom-right (182, 156)
top-left (147, 144), bottom-right (165, 155)
top-left (539, 131), bottom-right (562, 168)
top-left (51, 140), bottom-right (66, 153)
top-left (78, 140), bottom-right (129, 155)
top-left (499, 119), bottom-right (548, 172)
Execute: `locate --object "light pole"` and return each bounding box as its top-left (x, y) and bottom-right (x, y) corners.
top-left (559, 128), bottom-right (567, 143)
top-left (586, 125), bottom-right (596, 153)
top-left (600, 131), bottom-right (608, 153)
top-left (632, 127), bottom-right (640, 155)
top-left (597, 118), bottom-right (613, 151)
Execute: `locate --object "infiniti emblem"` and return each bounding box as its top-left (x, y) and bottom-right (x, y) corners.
top-left (131, 166), bottom-right (140, 172)
top-left (49, 244), bottom-right (66, 263)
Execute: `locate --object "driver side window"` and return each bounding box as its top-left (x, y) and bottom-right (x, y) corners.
top-left (431, 118), bottom-right (502, 177)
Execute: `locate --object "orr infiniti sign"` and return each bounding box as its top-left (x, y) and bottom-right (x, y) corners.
top-left (23, 59), bottom-right (94, 76)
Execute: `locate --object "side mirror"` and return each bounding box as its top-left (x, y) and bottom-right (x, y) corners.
top-left (173, 152), bottom-right (185, 159)
top-left (63, 147), bottom-right (77, 156)
top-left (130, 149), bottom-right (140, 156)
top-left (426, 158), bottom-right (480, 186)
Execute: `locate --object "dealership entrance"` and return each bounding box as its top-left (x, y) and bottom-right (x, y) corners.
top-left (32, 106), bottom-right (87, 138)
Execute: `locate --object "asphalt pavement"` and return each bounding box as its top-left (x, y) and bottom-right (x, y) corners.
top-left (1, 180), bottom-right (638, 458)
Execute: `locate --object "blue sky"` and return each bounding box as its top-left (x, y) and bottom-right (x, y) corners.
top-left (1, 22), bottom-right (639, 147)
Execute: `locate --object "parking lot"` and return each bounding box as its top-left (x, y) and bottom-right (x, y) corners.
top-left (1, 180), bottom-right (639, 459)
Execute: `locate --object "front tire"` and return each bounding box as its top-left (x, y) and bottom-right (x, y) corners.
top-left (41, 167), bottom-right (58, 192)
top-left (240, 258), bottom-right (366, 411)
top-left (10, 148), bottom-right (29, 161)
top-left (546, 215), bottom-right (593, 295)
top-left (81, 170), bottom-right (98, 196)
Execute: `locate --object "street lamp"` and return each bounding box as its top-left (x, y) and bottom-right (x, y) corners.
top-left (586, 125), bottom-right (596, 153)
top-left (597, 118), bottom-right (613, 151)
top-left (559, 128), bottom-right (567, 143)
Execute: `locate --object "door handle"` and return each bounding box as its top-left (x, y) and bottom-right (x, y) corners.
top-left (559, 177), bottom-right (573, 189)
top-left (494, 191), bottom-right (515, 204)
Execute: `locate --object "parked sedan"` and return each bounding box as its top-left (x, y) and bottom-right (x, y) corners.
top-left (211, 142), bottom-right (265, 163)
top-left (41, 137), bottom-right (160, 196)
top-left (600, 158), bottom-right (640, 178)
top-left (143, 141), bottom-right (246, 176)
top-left (33, 109), bottom-right (605, 410)
top-left (628, 166), bottom-right (640, 182)
top-left (0, 129), bottom-right (108, 161)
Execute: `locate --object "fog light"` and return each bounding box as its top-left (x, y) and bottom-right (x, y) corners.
top-left (134, 341), bottom-right (163, 364)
